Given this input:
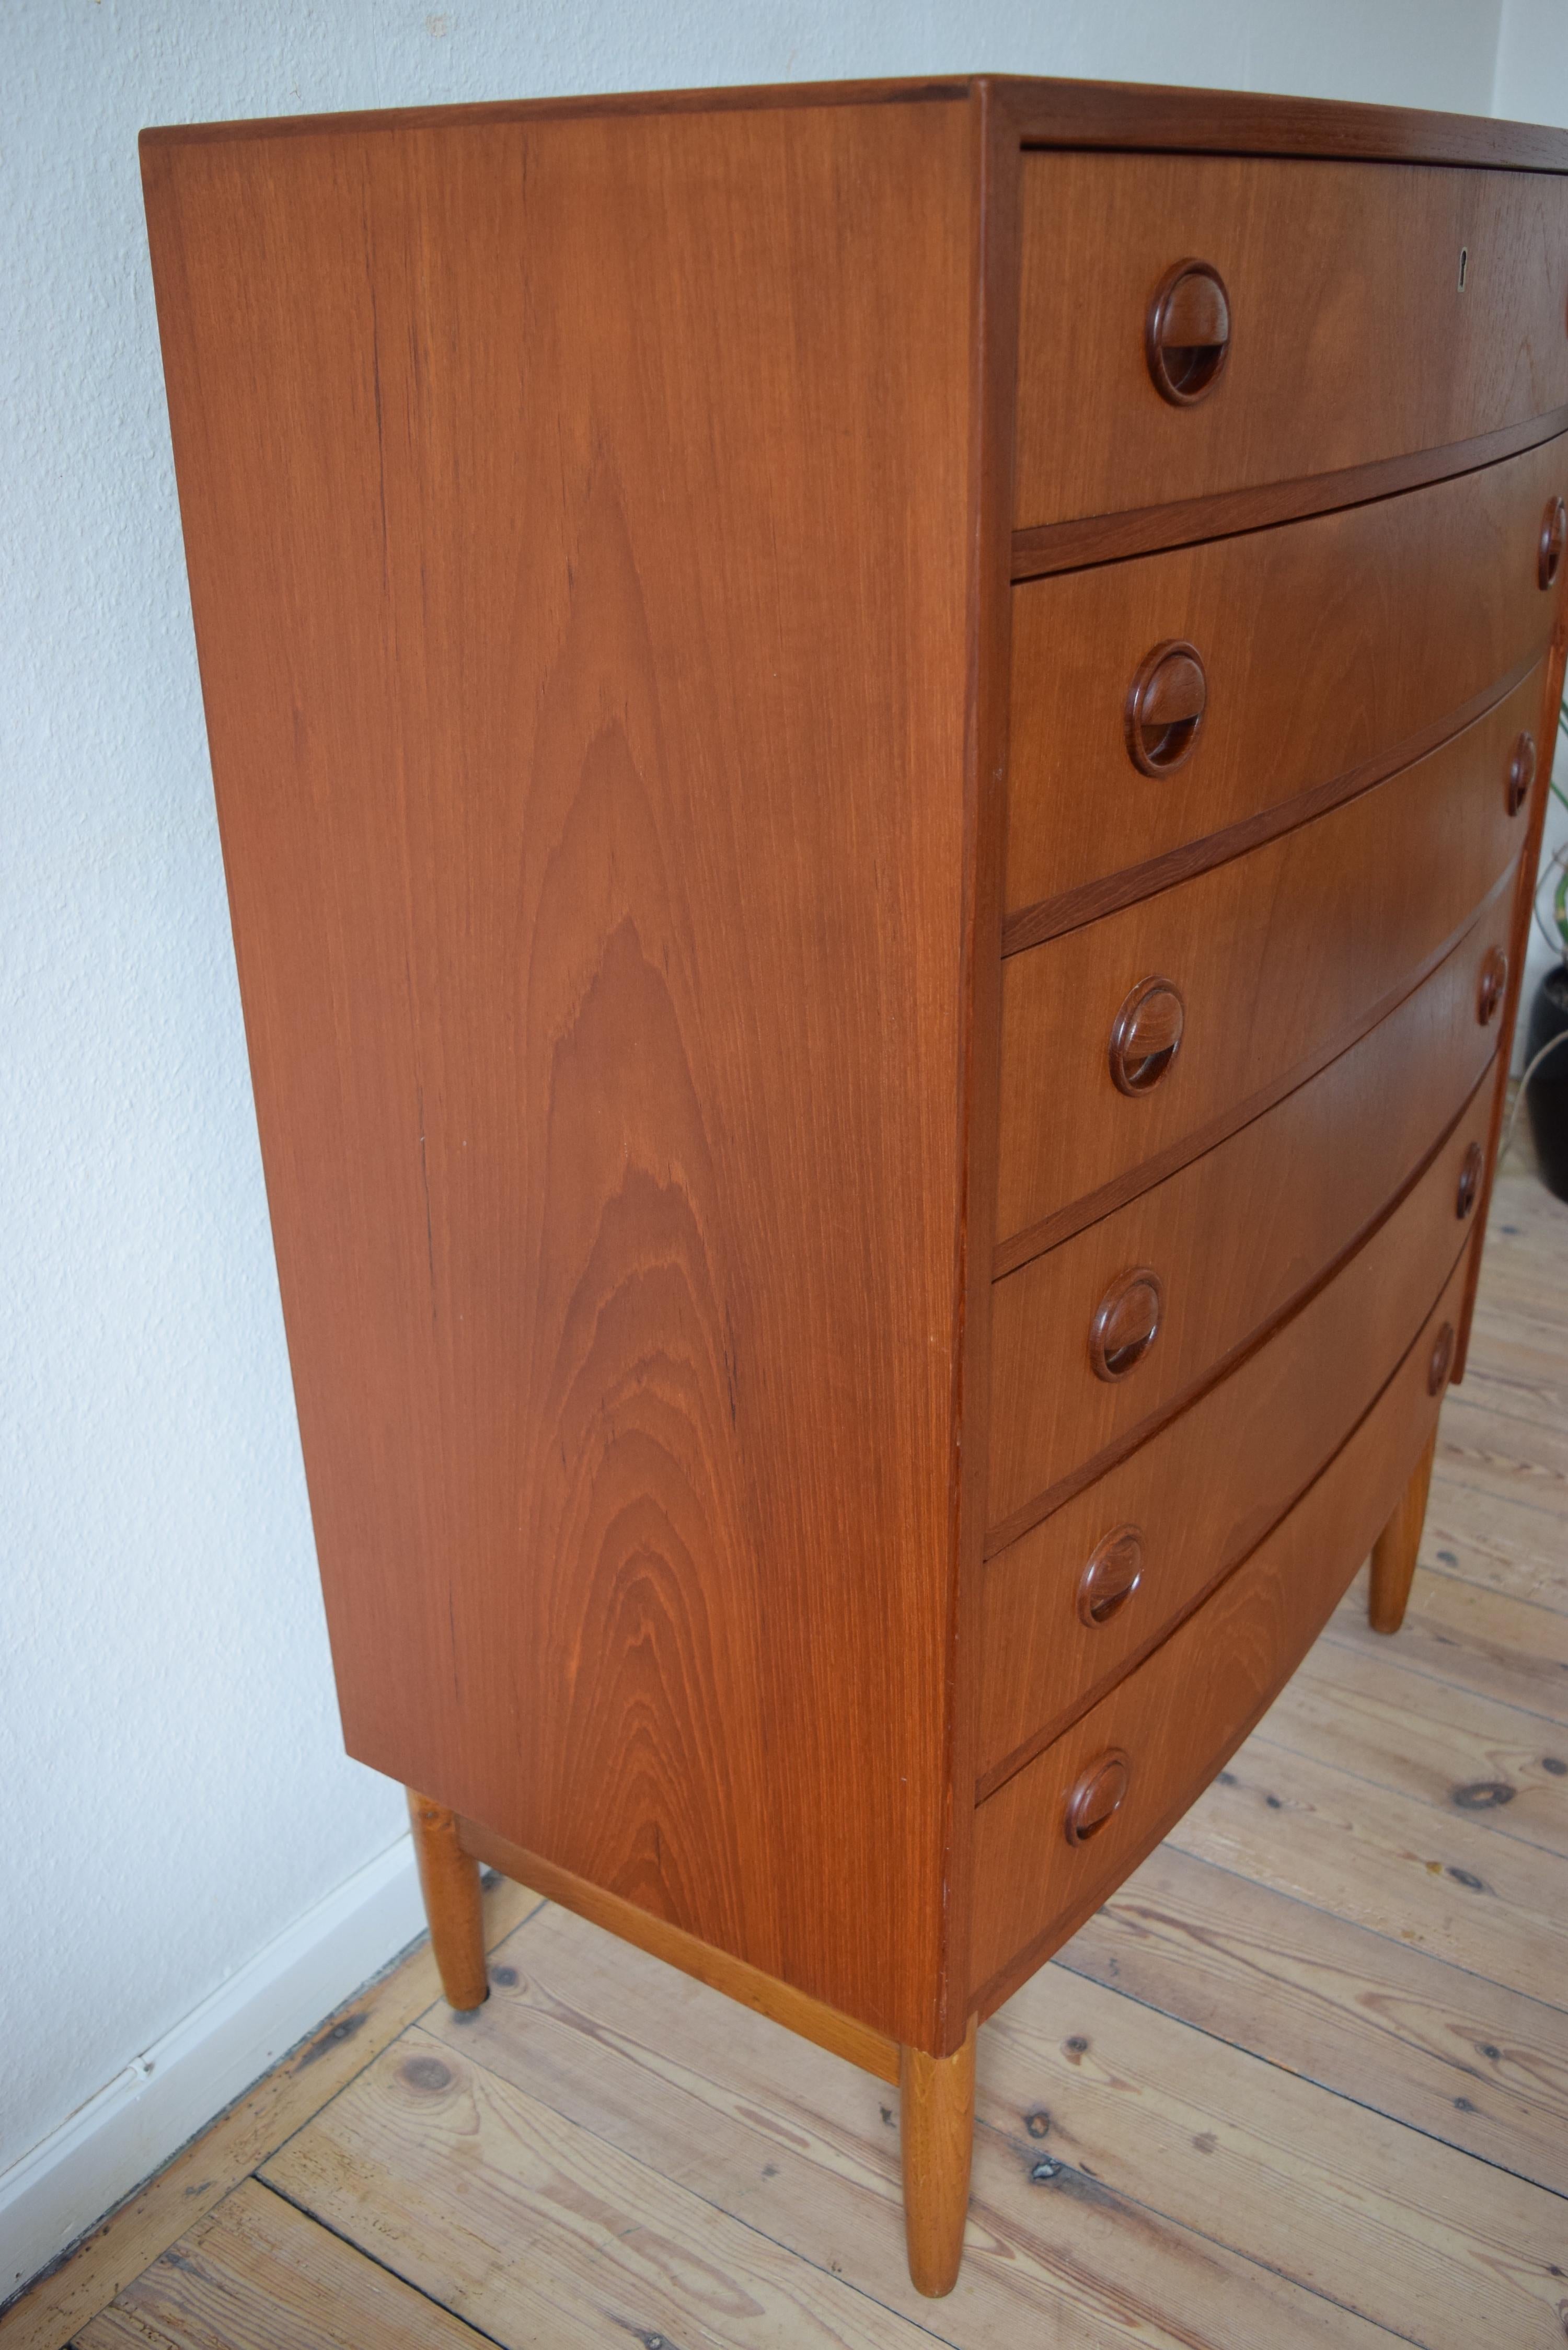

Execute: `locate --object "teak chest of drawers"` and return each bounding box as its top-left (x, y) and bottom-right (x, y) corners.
top-left (143, 74), bottom-right (1568, 2296)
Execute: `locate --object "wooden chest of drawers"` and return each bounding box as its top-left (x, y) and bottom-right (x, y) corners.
top-left (142, 74), bottom-right (1568, 2297)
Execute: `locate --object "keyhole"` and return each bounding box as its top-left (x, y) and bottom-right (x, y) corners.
top-left (1458, 247), bottom-right (1468, 291)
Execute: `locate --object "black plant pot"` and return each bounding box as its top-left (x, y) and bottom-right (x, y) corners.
top-left (1524, 964), bottom-right (1568, 1203)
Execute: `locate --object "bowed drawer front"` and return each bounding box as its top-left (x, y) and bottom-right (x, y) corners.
top-left (1016, 155), bottom-right (1568, 529)
top-left (143, 77), bottom-right (1568, 2300)
top-left (1007, 436), bottom-right (1564, 926)
top-left (970, 1251), bottom-right (1471, 2003)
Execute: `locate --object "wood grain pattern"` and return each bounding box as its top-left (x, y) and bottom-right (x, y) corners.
top-left (987, 992), bottom-right (1494, 1544)
top-left (142, 73), bottom-right (1568, 174)
top-left (996, 75), bottom-right (1568, 172)
top-left (1368, 1430), bottom-right (1440, 1635)
top-left (1060, 1837), bottom-right (1568, 2199)
top-left (978, 1175), bottom-right (1478, 1792)
top-left (998, 697), bottom-right (1527, 1250)
top-left (1324, 1556), bottom-right (1568, 1729)
top-left (897, 2019), bottom-right (976, 2297)
top-left (985, 1969), bottom-right (1568, 2350)
top-left (136, 77), bottom-right (1568, 2307)
top-left (1172, 1734), bottom-right (1568, 2011)
top-left (263, 2023), bottom-right (943, 2350)
top-left (456, 1811), bottom-right (899, 2083)
top-left (143, 97), bottom-right (974, 2050)
top-left (31, 1160), bottom-right (1568, 2350)
top-left (970, 1268), bottom-right (1460, 2002)
top-left (74, 2180), bottom-right (488, 2350)
top-left (407, 1793), bottom-right (488, 2012)
top-left (425, 1898), bottom-right (1411, 2348)
top-left (1264, 1638), bottom-right (1568, 1865)
top-left (1006, 449), bottom-right (1562, 930)
top-left (1016, 154), bottom-right (1568, 528)
top-left (1011, 405), bottom-right (1568, 579)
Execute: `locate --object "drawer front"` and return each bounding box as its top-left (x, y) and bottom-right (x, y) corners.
top-left (988, 955), bottom-right (1500, 1539)
top-left (1014, 154), bottom-right (1568, 531)
top-left (1008, 439), bottom-right (1564, 929)
top-left (998, 678), bottom-right (1533, 1255)
top-left (969, 1252), bottom-right (1467, 2003)
top-left (978, 1092), bottom-right (1486, 1784)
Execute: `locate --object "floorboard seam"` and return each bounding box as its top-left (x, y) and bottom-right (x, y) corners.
top-left (272, 2029), bottom-right (972, 2350)
top-left (1105, 1824), bottom-right (1568, 2019)
top-left (248, 2175), bottom-right (515, 2350)
top-left (969, 2113), bottom-right (1428, 2350)
top-left (1043, 1956), bottom-right (1568, 2204)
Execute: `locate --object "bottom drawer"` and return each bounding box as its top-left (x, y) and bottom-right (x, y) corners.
top-left (967, 1248), bottom-right (1468, 2008)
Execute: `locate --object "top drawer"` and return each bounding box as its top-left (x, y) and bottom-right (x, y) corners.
top-left (1015, 155), bottom-right (1568, 530)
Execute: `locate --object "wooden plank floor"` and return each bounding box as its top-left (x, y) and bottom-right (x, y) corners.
top-left (49, 1156), bottom-right (1568, 2348)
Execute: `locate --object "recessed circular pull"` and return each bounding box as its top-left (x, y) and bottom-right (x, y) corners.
top-left (1065, 1749), bottom-right (1132, 1846)
top-left (1456, 1141), bottom-right (1484, 1222)
top-left (1539, 495), bottom-right (1565, 590)
top-left (1146, 260), bottom-right (1231, 405)
top-left (1125, 641), bottom-right (1207, 776)
top-left (1428, 1321), bottom-right (1456, 1397)
top-left (1090, 1268), bottom-right (1163, 1383)
top-left (1110, 977), bottom-right (1186, 1095)
top-left (1505, 732), bottom-right (1537, 817)
top-left (1077, 1526), bottom-right (1145, 1628)
top-left (1477, 946), bottom-right (1508, 1027)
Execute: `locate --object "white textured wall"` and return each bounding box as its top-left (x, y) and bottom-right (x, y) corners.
top-left (0, 0), bottom-right (1523, 2268)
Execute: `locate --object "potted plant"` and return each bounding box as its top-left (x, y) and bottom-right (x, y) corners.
top-left (1522, 714), bottom-right (1568, 1201)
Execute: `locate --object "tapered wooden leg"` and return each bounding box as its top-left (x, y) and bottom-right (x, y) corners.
top-left (899, 2016), bottom-right (976, 2297)
top-left (407, 1790), bottom-right (489, 2011)
top-left (1368, 1429), bottom-right (1438, 1635)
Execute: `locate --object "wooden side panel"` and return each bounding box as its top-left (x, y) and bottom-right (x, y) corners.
top-left (1006, 437), bottom-right (1565, 928)
top-left (456, 1813), bottom-right (901, 2083)
top-left (969, 1252), bottom-right (1470, 2007)
top-left (142, 100), bottom-right (974, 2046)
top-left (1016, 155), bottom-right (1568, 528)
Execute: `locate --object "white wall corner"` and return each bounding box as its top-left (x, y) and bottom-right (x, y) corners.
top-left (0, 1830), bottom-right (424, 2306)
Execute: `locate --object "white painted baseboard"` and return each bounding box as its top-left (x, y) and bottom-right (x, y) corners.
top-left (0, 1831), bottom-right (426, 2301)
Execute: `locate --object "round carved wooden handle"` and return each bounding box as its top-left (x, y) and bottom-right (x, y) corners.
top-left (1540, 496), bottom-right (1566, 590)
top-left (1064, 1749), bottom-right (1132, 1846)
top-left (1125, 641), bottom-right (1207, 776)
top-left (1090, 1268), bottom-right (1163, 1383)
top-left (1077, 1526), bottom-right (1145, 1628)
top-left (1477, 946), bottom-right (1508, 1027)
top-left (1110, 977), bottom-right (1186, 1095)
top-left (1428, 1321), bottom-right (1456, 1396)
top-left (1505, 731), bottom-right (1537, 817)
top-left (1146, 260), bottom-right (1231, 405)
top-left (1456, 1141), bottom-right (1484, 1222)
